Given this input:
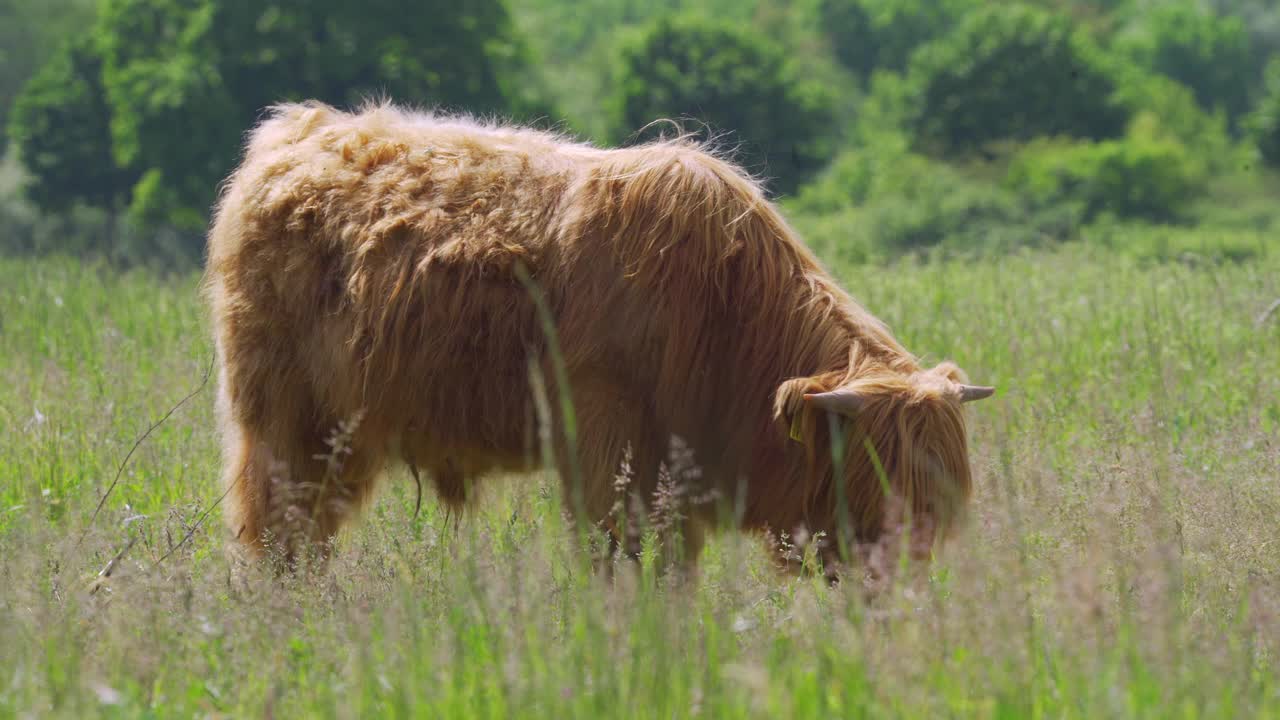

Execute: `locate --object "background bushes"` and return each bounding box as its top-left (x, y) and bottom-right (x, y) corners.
top-left (811, 0), bottom-right (972, 78)
top-left (905, 4), bottom-right (1129, 154)
top-left (3, 0), bottom-right (1279, 267)
top-left (787, 133), bottom-right (1047, 259)
top-left (609, 14), bottom-right (837, 196)
top-left (1005, 124), bottom-right (1208, 224)
top-left (1248, 57), bottom-right (1280, 167)
top-left (6, 0), bottom-right (547, 236)
top-left (1113, 0), bottom-right (1258, 125)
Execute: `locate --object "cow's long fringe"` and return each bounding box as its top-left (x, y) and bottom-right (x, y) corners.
top-left (202, 99), bottom-right (980, 574)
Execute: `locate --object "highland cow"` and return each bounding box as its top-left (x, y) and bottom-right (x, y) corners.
top-left (203, 100), bottom-right (994, 578)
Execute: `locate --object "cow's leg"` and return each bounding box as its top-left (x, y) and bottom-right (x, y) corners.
top-left (542, 371), bottom-right (716, 576)
top-left (215, 350), bottom-right (383, 570)
top-left (220, 411), bottom-right (384, 569)
top-left (538, 372), bottom-right (654, 557)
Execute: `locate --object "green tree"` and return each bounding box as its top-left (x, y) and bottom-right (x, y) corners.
top-left (788, 135), bottom-right (1027, 257)
top-left (1111, 69), bottom-right (1238, 174)
top-left (1208, 0), bottom-right (1280, 80)
top-left (906, 3), bottom-right (1129, 155)
top-left (1115, 1), bottom-right (1256, 122)
top-left (0, 0), bottom-right (97, 154)
top-left (811, 0), bottom-right (973, 77)
top-left (6, 35), bottom-right (134, 214)
top-left (1246, 57), bottom-right (1280, 167)
top-left (1005, 124), bottom-right (1207, 223)
top-left (9, 0), bottom-right (550, 231)
top-left (610, 14), bottom-right (836, 196)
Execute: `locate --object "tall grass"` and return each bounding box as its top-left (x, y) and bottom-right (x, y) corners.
top-left (1, 241), bottom-right (1277, 718)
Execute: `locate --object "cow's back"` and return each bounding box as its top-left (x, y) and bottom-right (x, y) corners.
top-left (206, 103), bottom-right (599, 468)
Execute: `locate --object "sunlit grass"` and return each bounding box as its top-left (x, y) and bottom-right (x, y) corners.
top-left (1, 241), bottom-right (1277, 718)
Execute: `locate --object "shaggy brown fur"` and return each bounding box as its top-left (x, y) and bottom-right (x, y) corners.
top-left (203, 100), bottom-right (993, 576)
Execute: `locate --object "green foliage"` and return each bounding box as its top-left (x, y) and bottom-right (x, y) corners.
top-left (6, 35), bottom-right (134, 214)
top-left (1110, 69), bottom-right (1240, 173)
top-left (1082, 221), bottom-right (1270, 264)
top-left (510, 0), bottom-right (778, 140)
top-left (788, 133), bottom-right (1042, 259)
top-left (790, 68), bottom-right (1241, 260)
top-left (4, 0), bottom-right (1278, 262)
top-left (1005, 120), bottom-right (1208, 224)
top-left (610, 14), bottom-right (836, 196)
top-left (810, 0), bottom-right (973, 77)
top-left (515, 0), bottom-right (765, 60)
top-left (8, 0), bottom-right (549, 231)
top-left (0, 0), bottom-right (97, 154)
top-left (840, 173), bottom-right (1028, 255)
top-left (1210, 0), bottom-right (1280, 65)
top-left (92, 0), bottom-right (240, 229)
top-left (906, 3), bottom-right (1129, 154)
top-left (1247, 57), bottom-right (1280, 167)
top-left (1114, 0), bottom-right (1257, 122)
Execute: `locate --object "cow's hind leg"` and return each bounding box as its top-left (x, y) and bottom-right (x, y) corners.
top-left (216, 366), bottom-right (383, 570)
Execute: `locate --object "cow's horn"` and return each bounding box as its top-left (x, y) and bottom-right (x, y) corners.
top-left (803, 388), bottom-right (865, 416)
top-left (959, 384), bottom-right (996, 402)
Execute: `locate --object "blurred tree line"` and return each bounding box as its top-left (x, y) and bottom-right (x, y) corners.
top-left (2, 0), bottom-right (1278, 267)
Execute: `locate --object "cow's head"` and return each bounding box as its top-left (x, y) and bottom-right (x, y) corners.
top-left (775, 360), bottom-right (993, 574)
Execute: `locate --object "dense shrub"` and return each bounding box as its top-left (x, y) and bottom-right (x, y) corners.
top-left (811, 0), bottom-right (972, 77)
top-left (1005, 123), bottom-right (1207, 223)
top-left (0, 197), bottom-right (203, 268)
top-left (1082, 221), bottom-right (1269, 264)
top-left (1114, 1), bottom-right (1257, 122)
top-left (786, 133), bottom-right (907, 215)
top-left (7, 0), bottom-right (549, 232)
top-left (906, 4), bottom-right (1129, 154)
top-left (6, 35), bottom-right (134, 214)
top-left (1111, 70), bottom-right (1239, 173)
top-left (0, 0), bottom-right (97, 154)
top-left (845, 176), bottom-right (1028, 254)
top-left (787, 136), bottom-right (1042, 259)
top-left (0, 154), bottom-right (201, 267)
top-left (610, 14), bottom-right (836, 196)
top-left (1247, 57), bottom-right (1280, 167)
top-left (1210, 0), bottom-right (1280, 69)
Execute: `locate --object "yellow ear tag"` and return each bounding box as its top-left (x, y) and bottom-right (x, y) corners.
top-left (789, 408), bottom-right (806, 443)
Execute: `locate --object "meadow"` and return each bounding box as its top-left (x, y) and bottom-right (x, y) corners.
top-left (1, 237), bottom-right (1278, 718)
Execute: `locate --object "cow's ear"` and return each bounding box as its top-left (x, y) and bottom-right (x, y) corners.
top-left (774, 376), bottom-right (821, 445)
top-left (932, 360), bottom-right (968, 383)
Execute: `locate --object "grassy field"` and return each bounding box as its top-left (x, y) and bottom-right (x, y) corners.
top-left (1, 239), bottom-right (1278, 718)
